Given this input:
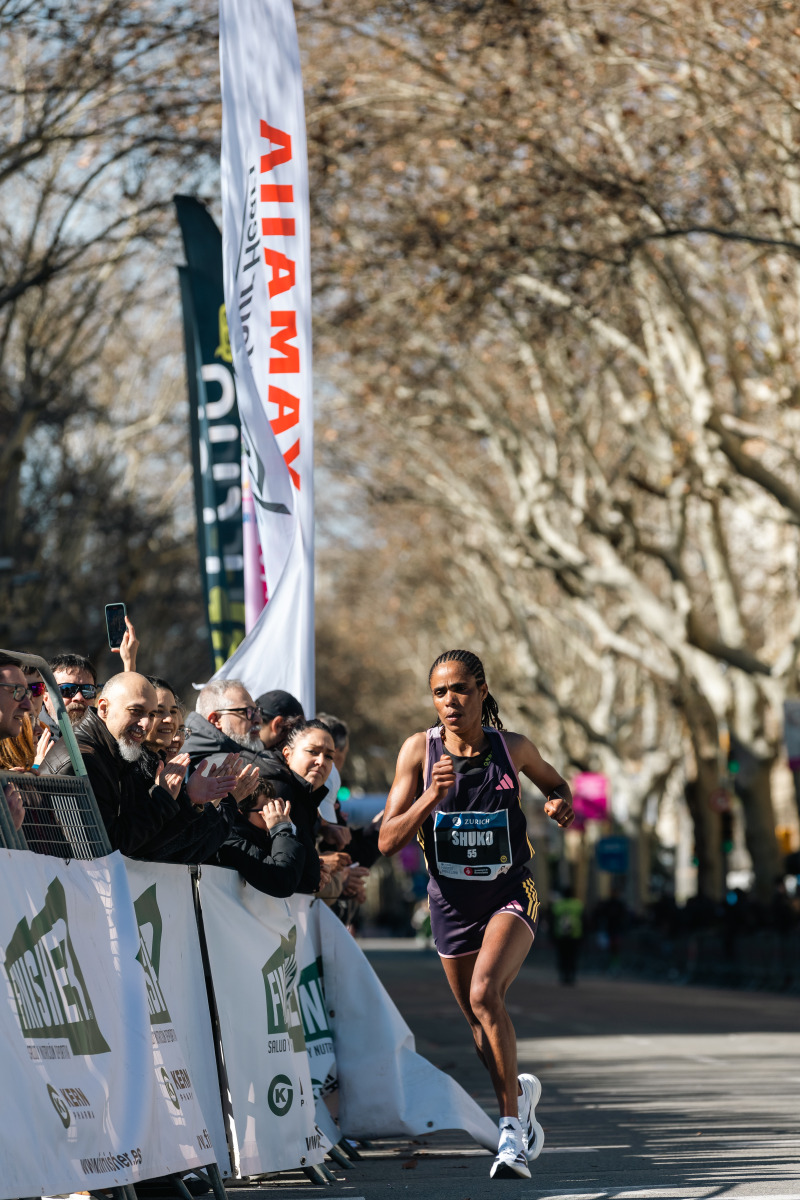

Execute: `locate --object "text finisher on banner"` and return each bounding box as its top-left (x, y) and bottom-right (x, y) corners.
top-left (217, 0), bottom-right (315, 714)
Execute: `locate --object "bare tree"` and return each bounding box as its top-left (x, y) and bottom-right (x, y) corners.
top-left (303, 0), bottom-right (800, 898)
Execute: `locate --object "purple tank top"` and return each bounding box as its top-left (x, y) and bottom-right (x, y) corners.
top-left (421, 726), bottom-right (533, 915)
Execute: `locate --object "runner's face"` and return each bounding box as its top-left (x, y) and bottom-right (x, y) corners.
top-left (430, 662), bottom-right (487, 735)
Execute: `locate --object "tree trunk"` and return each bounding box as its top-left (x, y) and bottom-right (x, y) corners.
top-left (680, 684), bottom-right (725, 901)
top-left (732, 745), bottom-right (781, 902)
top-left (684, 767), bottom-right (724, 902)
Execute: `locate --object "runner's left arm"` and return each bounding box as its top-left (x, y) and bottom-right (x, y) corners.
top-left (506, 733), bottom-right (574, 828)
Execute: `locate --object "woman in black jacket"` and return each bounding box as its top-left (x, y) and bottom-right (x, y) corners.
top-left (208, 779), bottom-right (306, 897)
top-left (256, 719), bottom-right (338, 894)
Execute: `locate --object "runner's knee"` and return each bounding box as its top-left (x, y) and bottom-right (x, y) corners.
top-left (469, 973), bottom-right (503, 1018)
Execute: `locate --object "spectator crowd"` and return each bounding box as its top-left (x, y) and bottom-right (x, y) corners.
top-left (0, 621), bottom-right (378, 924)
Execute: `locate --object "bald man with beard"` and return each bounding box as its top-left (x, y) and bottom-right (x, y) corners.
top-left (41, 672), bottom-right (200, 857)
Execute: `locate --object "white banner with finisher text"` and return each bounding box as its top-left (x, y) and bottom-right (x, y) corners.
top-left (218, 0), bottom-right (314, 713)
top-left (123, 859), bottom-right (232, 1176)
top-left (0, 851), bottom-right (216, 1199)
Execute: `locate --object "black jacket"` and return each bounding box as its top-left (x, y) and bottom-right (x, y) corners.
top-left (207, 812), bottom-right (305, 897)
top-left (40, 709), bottom-right (233, 862)
top-left (126, 747), bottom-right (237, 865)
top-left (183, 715), bottom-right (323, 892)
top-left (254, 750), bottom-right (326, 894)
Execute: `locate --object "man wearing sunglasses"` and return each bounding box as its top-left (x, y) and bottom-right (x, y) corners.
top-left (42, 653), bottom-right (98, 730)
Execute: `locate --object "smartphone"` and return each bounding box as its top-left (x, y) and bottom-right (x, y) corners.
top-left (105, 602), bottom-right (127, 650)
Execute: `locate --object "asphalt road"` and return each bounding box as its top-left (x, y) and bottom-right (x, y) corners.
top-left (240, 942), bottom-right (800, 1200)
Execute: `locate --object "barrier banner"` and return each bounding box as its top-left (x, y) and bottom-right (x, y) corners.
top-left (0, 851), bottom-right (215, 1199)
top-left (292, 895), bottom-right (337, 1101)
top-left (218, 0), bottom-right (315, 713)
top-left (124, 860), bottom-right (232, 1176)
top-left (198, 866), bottom-right (323, 1176)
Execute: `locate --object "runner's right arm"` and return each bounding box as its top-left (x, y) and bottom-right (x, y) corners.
top-left (378, 732), bottom-right (455, 855)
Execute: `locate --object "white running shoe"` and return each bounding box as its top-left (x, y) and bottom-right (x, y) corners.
top-left (518, 1073), bottom-right (544, 1161)
top-left (489, 1119), bottom-right (531, 1180)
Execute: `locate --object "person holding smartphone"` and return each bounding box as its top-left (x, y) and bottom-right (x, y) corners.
top-left (379, 649), bottom-right (573, 1181)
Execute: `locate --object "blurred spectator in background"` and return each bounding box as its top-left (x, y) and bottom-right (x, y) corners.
top-left (317, 711), bottom-right (383, 873)
top-left (594, 888), bottom-right (628, 973)
top-left (551, 885), bottom-right (584, 985)
top-left (206, 778), bottom-right (306, 897)
top-left (257, 689), bottom-right (304, 750)
top-left (43, 653), bottom-right (98, 730)
top-left (315, 712), bottom-right (352, 849)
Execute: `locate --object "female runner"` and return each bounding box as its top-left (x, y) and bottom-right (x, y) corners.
top-left (379, 649), bottom-right (573, 1180)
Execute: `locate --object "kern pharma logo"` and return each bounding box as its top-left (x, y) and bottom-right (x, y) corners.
top-left (4, 877), bottom-right (110, 1055)
top-left (262, 925), bottom-right (306, 1057)
top-left (133, 884), bottom-right (172, 1026)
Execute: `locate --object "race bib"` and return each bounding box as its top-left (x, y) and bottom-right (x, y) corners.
top-left (433, 810), bottom-right (512, 881)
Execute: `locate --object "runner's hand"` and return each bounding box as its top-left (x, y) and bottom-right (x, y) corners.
top-left (429, 756), bottom-right (456, 800)
top-left (544, 795), bottom-right (574, 828)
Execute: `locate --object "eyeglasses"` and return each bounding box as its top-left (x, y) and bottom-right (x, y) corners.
top-left (176, 726), bottom-right (188, 736)
top-left (58, 683), bottom-right (98, 699)
top-left (216, 706), bottom-right (260, 721)
top-left (26, 681), bottom-right (46, 698)
top-left (0, 683), bottom-right (33, 702)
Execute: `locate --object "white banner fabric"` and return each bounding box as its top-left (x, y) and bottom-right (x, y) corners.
top-left (0, 851), bottom-right (215, 1199)
top-left (123, 860), bottom-right (232, 1176)
top-left (314, 899), bottom-right (499, 1152)
top-left (218, 0), bottom-right (314, 713)
top-left (198, 866), bottom-right (324, 1176)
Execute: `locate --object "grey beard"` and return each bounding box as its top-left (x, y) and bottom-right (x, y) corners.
top-left (225, 728), bottom-right (262, 752)
top-left (117, 735), bottom-right (144, 763)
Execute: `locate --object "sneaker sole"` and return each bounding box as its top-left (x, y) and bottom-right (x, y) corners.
top-left (526, 1117), bottom-right (545, 1161)
top-left (490, 1159), bottom-right (532, 1180)
top-left (518, 1073), bottom-right (544, 1162)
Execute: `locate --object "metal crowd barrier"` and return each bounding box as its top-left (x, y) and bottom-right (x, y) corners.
top-left (0, 651), bottom-right (111, 858)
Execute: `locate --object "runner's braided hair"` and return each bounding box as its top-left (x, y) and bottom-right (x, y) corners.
top-left (428, 649), bottom-right (504, 730)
